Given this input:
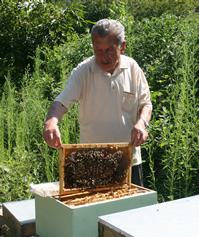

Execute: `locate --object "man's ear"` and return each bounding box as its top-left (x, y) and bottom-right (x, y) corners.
top-left (120, 41), bottom-right (126, 54)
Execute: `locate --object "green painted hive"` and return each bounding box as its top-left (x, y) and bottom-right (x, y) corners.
top-left (32, 143), bottom-right (157, 237)
top-left (33, 183), bottom-right (157, 237)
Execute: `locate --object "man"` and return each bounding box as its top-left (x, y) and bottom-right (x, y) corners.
top-left (43, 19), bottom-right (152, 186)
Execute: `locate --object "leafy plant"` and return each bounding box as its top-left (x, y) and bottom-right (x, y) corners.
top-left (143, 15), bottom-right (199, 201)
top-left (0, 0), bottom-right (86, 86)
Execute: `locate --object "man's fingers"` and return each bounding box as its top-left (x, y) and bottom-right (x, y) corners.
top-left (43, 128), bottom-right (62, 149)
top-left (53, 133), bottom-right (62, 148)
top-left (131, 129), bottom-right (148, 147)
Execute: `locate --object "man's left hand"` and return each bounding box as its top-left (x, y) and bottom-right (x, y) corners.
top-left (131, 120), bottom-right (148, 147)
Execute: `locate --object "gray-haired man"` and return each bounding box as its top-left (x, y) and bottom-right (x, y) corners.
top-left (43, 19), bottom-right (152, 186)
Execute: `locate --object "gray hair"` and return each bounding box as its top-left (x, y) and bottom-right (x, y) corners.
top-left (91, 19), bottom-right (125, 46)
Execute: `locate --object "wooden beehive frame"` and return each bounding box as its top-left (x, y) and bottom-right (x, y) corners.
top-left (59, 143), bottom-right (133, 195)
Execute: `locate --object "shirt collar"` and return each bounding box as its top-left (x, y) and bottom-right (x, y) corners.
top-left (120, 55), bottom-right (128, 69)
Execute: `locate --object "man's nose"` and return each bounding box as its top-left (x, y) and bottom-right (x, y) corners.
top-left (101, 51), bottom-right (109, 61)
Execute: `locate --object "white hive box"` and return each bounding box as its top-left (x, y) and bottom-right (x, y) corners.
top-left (31, 143), bottom-right (157, 237)
top-left (33, 183), bottom-right (157, 237)
top-left (2, 199), bottom-right (36, 236)
top-left (98, 195), bottom-right (199, 237)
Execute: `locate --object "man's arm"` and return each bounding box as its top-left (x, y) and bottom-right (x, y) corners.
top-left (43, 101), bottom-right (68, 148)
top-left (131, 106), bottom-right (152, 147)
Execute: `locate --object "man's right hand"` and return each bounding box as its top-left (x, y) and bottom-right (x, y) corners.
top-left (42, 118), bottom-right (62, 148)
top-left (42, 101), bottom-right (68, 148)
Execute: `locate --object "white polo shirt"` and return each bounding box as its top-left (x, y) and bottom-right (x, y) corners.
top-left (55, 55), bottom-right (152, 166)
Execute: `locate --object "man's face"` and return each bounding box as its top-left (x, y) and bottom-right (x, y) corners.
top-left (93, 33), bottom-right (126, 74)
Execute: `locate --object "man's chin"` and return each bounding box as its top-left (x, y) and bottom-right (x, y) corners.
top-left (100, 64), bottom-right (112, 72)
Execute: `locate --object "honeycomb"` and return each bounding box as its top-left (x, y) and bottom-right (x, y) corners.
top-left (64, 148), bottom-right (130, 189)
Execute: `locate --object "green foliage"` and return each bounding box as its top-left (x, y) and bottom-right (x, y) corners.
top-left (0, 37), bottom-right (88, 201)
top-left (142, 15), bottom-right (199, 201)
top-left (0, 0), bottom-right (85, 86)
top-left (0, 65), bottom-right (59, 202)
top-left (81, 0), bottom-right (112, 26)
top-left (128, 14), bottom-right (182, 106)
top-left (120, 0), bottom-right (199, 20)
top-left (1, 0), bottom-right (198, 87)
top-left (0, 148), bottom-right (41, 202)
top-left (161, 25), bottom-right (199, 200)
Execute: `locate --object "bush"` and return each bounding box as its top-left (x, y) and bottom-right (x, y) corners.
top-left (0, 0), bottom-right (85, 87)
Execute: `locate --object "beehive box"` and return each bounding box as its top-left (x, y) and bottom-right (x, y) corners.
top-left (98, 195), bottom-right (199, 237)
top-left (32, 143), bottom-right (157, 237)
top-left (2, 199), bottom-right (36, 237)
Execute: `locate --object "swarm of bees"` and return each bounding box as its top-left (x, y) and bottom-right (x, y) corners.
top-left (64, 148), bottom-right (129, 189)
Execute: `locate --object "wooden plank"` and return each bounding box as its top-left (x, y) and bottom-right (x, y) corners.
top-left (98, 222), bottom-right (126, 237)
top-left (60, 185), bottom-right (129, 197)
top-left (0, 215), bottom-right (17, 237)
top-left (57, 186), bottom-right (131, 202)
top-left (128, 145), bottom-right (133, 186)
top-left (60, 191), bottom-right (91, 201)
top-left (59, 147), bottom-right (64, 195)
top-left (61, 142), bottom-right (133, 150)
top-left (56, 184), bottom-right (150, 207)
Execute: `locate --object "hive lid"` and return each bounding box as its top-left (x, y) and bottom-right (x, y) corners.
top-left (30, 182), bottom-right (59, 197)
top-left (59, 143), bottom-right (133, 195)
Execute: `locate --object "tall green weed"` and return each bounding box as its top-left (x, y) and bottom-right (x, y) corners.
top-left (0, 33), bottom-right (92, 202)
top-left (0, 62), bottom-right (58, 202)
top-left (143, 16), bottom-right (199, 201)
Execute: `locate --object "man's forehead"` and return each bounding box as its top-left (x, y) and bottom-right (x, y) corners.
top-left (93, 33), bottom-right (119, 46)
